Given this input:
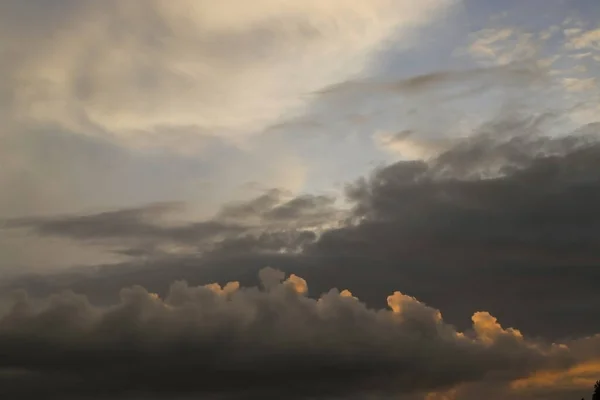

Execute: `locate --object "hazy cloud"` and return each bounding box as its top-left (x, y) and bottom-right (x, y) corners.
top-left (0, 0), bottom-right (458, 151)
top-left (315, 65), bottom-right (544, 97)
top-left (565, 26), bottom-right (600, 52)
top-left (464, 28), bottom-right (540, 66)
top-left (374, 130), bottom-right (459, 160)
top-left (4, 190), bottom-right (345, 258)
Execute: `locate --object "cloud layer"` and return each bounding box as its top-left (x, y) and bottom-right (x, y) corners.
top-left (5, 114), bottom-right (600, 343)
top-left (1, 3), bottom-right (599, 399)
top-left (0, 0), bottom-right (456, 151)
top-left (0, 268), bottom-right (587, 399)
top-left (5, 189), bottom-right (344, 258)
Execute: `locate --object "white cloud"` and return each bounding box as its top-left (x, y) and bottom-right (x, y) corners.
top-left (1, 0), bottom-right (457, 152)
top-left (568, 52), bottom-right (593, 60)
top-left (465, 28), bottom-right (538, 66)
top-left (565, 27), bottom-right (600, 51)
top-left (562, 77), bottom-right (597, 93)
top-left (457, 20), bottom-right (600, 137)
top-left (374, 130), bottom-right (457, 160)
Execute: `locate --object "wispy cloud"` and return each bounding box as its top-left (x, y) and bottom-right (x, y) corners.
top-left (0, 0), bottom-right (458, 152)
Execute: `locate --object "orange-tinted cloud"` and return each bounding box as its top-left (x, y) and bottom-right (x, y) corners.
top-left (0, 267), bottom-right (586, 399)
top-left (511, 360), bottom-right (600, 391)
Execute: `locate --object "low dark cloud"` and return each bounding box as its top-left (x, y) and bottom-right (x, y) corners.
top-left (336, 119), bottom-right (600, 262)
top-left (302, 117), bottom-right (600, 338)
top-left (2, 115), bottom-right (600, 348)
top-left (0, 268), bottom-right (583, 399)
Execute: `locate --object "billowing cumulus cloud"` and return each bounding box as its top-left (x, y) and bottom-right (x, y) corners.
top-left (0, 268), bottom-right (588, 399)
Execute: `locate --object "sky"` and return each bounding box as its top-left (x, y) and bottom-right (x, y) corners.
top-left (0, 0), bottom-right (600, 399)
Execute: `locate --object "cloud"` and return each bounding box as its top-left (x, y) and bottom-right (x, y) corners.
top-left (464, 28), bottom-right (539, 66)
top-left (4, 113), bottom-right (600, 343)
top-left (333, 116), bottom-right (600, 263)
top-left (562, 77), bottom-right (598, 93)
top-left (217, 189), bottom-right (343, 228)
top-left (306, 61), bottom-right (554, 164)
top-left (4, 202), bottom-right (240, 253)
top-left (511, 360), bottom-right (600, 392)
top-left (565, 27), bottom-right (600, 51)
top-left (315, 65), bottom-right (544, 97)
top-left (374, 130), bottom-right (459, 159)
top-left (0, 268), bottom-right (584, 399)
top-left (4, 190), bottom-right (346, 258)
top-left (2, 5), bottom-right (600, 399)
top-left (457, 21), bottom-right (599, 133)
top-left (0, 122), bottom-right (318, 276)
top-left (0, 0), bottom-right (457, 151)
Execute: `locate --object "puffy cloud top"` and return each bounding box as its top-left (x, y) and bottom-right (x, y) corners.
top-left (0, 268), bottom-right (582, 399)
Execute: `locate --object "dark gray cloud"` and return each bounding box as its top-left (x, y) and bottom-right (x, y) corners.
top-left (5, 202), bottom-right (184, 239)
top-left (216, 189), bottom-right (287, 220)
top-left (263, 194), bottom-right (337, 222)
top-left (217, 189), bottom-right (341, 226)
top-left (3, 202), bottom-right (244, 258)
top-left (2, 115), bottom-right (600, 343)
top-left (302, 118), bottom-right (600, 338)
top-left (0, 268), bottom-right (579, 399)
top-left (336, 120), bottom-right (600, 262)
top-left (3, 190), bottom-right (341, 259)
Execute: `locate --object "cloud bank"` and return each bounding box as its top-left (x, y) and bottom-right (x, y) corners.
top-left (0, 268), bottom-right (587, 399)
top-left (4, 114), bottom-right (600, 344)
